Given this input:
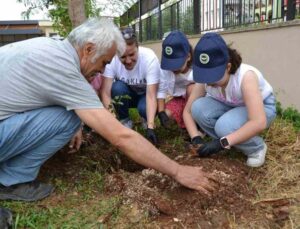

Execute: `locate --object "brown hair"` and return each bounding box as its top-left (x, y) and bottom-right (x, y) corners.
top-left (227, 46), bottom-right (242, 74)
top-left (120, 27), bottom-right (139, 47)
top-left (125, 37), bottom-right (138, 47)
top-left (186, 44), bottom-right (193, 69)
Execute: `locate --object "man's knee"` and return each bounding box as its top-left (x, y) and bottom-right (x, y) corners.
top-left (40, 106), bottom-right (81, 135)
top-left (53, 107), bottom-right (81, 134)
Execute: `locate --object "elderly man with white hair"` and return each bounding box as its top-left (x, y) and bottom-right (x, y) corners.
top-left (0, 18), bottom-right (216, 205)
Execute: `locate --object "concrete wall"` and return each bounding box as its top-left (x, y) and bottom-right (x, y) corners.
top-left (142, 20), bottom-right (300, 110)
top-left (39, 20), bottom-right (57, 37)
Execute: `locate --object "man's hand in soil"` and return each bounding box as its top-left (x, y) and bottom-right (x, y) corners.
top-left (146, 128), bottom-right (158, 145)
top-left (197, 139), bottom-right (223, 157)
top-left (68, 128), bottom-right (83, 153)
top-left (76, 109), bottom-right (218, 194)
top-left (174, 165), bottom-right (217, 195)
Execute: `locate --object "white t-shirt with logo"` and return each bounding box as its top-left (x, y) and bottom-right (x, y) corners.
top-left (205, 63), bottom-right (273, 106)
top-left (103, 46), bottom-right (160, 94)
top-left (157, 69), bottom-right (194, 99)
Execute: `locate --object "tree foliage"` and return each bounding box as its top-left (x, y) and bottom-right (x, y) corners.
top-left (49, 0), bottom-right (100, 36)
top-left (17, 0), bottom-right (99, 37)
top-left (17, 0), bottom-right (137, 37)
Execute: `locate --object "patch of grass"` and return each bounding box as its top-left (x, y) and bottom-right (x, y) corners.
top-left (51, 177), bottom-right (70, 193)
top-left (276, 102), bottom-right (300, 132)
top-left (74, 170), bottom-right (104, 200)
top-left (17, 197), bottom-right (121, 229)
top-left (128, 108), bottom-right (141, 123)
top-left (2, 181), bottom-right (121, 228)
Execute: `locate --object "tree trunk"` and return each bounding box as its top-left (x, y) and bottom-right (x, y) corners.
top-left (68, 0), bottom-right (87, 28)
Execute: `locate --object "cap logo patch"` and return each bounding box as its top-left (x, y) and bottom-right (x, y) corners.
top-left (123, 33), bottom-right (131, 39)
top-left (165, 46), bottom-right (173, 55)
top-left (199, 53), bottom-right (210, 64)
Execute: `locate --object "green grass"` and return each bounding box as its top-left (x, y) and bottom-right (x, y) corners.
top-left (276, 102), bottom-right (300, 132)
top-left (1, 168), bottom-right (115, 228)
top-left (12, 197), bottom-right (121, 229)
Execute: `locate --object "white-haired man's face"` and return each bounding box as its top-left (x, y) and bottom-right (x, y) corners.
top-left (80, 42), bottom-right (116, 82)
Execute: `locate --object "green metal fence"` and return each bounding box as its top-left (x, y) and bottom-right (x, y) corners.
top-left (120, 0), bottom-right (300, 42)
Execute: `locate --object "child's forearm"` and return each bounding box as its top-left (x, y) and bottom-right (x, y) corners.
top-left (157, 98), bottom-right (166, 112)
top-left (183, 109), bottom-right (200, 139)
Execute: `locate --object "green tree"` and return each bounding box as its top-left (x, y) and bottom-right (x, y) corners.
top-left (17, 0), bottom-right (99, 37)
top-left (17, 0), bottom-right (136, 37)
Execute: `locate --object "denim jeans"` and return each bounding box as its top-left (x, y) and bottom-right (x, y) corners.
top-left (0, 106), bottom-right (81, 186)
top-left (111, 80), bottom-right (147, 120)
top-left (191, 94), bottom-right (276, 155)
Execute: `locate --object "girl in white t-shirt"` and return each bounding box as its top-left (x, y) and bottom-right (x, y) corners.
top-left (184, 32), bottom-right (276, 167)
top-left (158, 31), bottom-right (204, 144)
top-left (101, 27), bottom-right (160, 145)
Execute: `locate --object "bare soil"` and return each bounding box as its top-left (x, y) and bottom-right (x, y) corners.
top-left (39, 130), bottom-right (298, 228)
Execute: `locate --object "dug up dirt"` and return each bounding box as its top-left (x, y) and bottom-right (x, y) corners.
top-left (41, 129), bottom-right (299, 229)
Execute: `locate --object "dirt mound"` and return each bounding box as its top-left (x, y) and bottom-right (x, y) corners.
top-left (104, 154), bottom-right (259, 228)
top-left (39, 130), bottom-right (298, 228)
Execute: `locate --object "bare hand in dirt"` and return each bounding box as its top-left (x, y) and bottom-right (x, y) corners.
top-left (68, 129), bottom-right (83, 153)
top-left (174, 165), bottom-right (218, 195)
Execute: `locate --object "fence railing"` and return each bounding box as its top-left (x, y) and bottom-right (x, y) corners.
top-left (120, 0), bottom-right (300, 42)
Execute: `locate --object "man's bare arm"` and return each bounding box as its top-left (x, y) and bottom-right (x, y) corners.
top-left (75, 108), bottom-right (216, 194)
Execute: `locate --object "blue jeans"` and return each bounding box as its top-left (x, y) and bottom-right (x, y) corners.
top-left (111, 80), bottom-right (147, 120)
top-left (191, 94), bottom-right (276, 155)
top-left (0, 106), bottom-right (81, 186)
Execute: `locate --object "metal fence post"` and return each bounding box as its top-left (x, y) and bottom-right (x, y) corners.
top-left (171, 4), bottom-right (175, 30)
top-left (238, 0), bottom-right (242, 25)
top-left (177, 3), bottom-right (180, 30)
top-left (139, 0), bottom-right (143, 42)
top-left (287, 0), bottom-right (296, 20)
top-left (222, 0), bottom-right (225, 28)
top-left (158, 0), bottom-right (162, 39)
top-left (193, 0), bottom-right (200, 34)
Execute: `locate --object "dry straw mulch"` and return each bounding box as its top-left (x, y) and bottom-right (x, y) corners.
top-left (251, 119), bottom-right (300, 228)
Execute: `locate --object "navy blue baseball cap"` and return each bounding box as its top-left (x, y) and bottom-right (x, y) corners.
top-left (161, 30), bottom-right (190, 71)
top-left (193, 32), bottom-right (229, 84)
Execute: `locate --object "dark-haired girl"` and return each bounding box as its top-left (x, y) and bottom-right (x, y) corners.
top-left (183, 32), bottom-right (276, 167)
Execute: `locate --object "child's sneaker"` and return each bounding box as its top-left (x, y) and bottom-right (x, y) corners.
top-left (246, 143), bottom-right (267, 167)
top-left (120, 117), bottom-right (133, 129)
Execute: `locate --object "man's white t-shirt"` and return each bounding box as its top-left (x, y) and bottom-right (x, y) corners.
top-left (103, 46), bottom-right (160, 94)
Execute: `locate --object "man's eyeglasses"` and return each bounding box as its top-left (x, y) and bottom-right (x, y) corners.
top-left (121, 27), bottom-right (136, 40)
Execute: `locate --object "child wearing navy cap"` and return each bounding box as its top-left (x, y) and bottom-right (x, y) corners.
top-left (157, 31), bottom-right (205, 143)
top-left (184, 32), bottom-right (276, 167)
